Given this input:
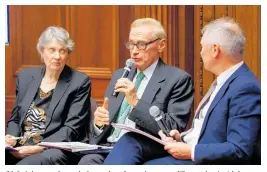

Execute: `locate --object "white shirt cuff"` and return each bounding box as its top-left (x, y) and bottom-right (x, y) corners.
top-left (191, 144), bottom-right (196, 161)
top-left (93, 121), bottom-right (104, 136)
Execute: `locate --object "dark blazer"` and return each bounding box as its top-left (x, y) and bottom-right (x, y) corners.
top-left (194, 63), bottom-right (261, 164)
top-left (92, 58), bottom-right (194, 144)
top-left (7, 65), bottom-right (91, 143)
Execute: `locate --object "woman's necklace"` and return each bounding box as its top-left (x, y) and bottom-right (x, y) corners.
top-left (39, 88), bottom-right (52, 99)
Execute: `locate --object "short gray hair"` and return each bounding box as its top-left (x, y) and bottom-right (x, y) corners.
top-left (131, 18), bottom-right (166, 40)
top-left (37, 26), bottom-right (74, 54)
top-left (202, 17), bottom-right (245, 58)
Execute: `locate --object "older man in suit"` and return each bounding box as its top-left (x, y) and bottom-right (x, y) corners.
top-left (78, 18), bottom-right (194, 165)
top-left (106, 17), bottom-right (260, 165)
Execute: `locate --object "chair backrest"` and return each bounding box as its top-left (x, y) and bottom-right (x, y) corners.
top-left (88, 97), bottom-right (98, 141)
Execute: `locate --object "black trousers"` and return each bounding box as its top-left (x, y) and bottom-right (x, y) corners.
top-left (5, 148), bottom-right (80, 165)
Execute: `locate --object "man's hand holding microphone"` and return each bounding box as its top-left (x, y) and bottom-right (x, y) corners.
top-left (150, 105), bottom-right (192, 160)
top-left (159, 129), bottom-right (192, 160)
top-left (95, 58), bottom-right (138, 128)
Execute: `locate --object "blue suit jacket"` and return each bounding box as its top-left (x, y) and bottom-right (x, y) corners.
top-left (194, 63), bottom-right (261, 164)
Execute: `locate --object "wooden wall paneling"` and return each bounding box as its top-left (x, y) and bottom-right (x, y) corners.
top-left (175, 5), bottom-right (195, 77)
top-left (150, 6), bottom-right (157, 19)
top-left (184, 5), bottom-right (195, 78)
top-left (193, 5), bottom-right (204, 111)
top-left (110, 5), bottom-right (120, 73)
top-left (214, 5), bottom-right (227, 18)
top-left (72, 5), bottom-right (119, 104)
top-left (235, 5), bottom-right (261, 79)
top-left (73, 6), bottom-right (116, 69)
top-left (178, 6), bottom-right (195, 130)
top-left (134, 5), bottom-right (145, 18)
top-left (156, 6), bottom-right (168, 64)
top-left (257, 6), bottom-right (261, 80)
top-left (9, 6), bottom-right (22, 77)
top-left (167, 5), bottom-right (177, 67)
top-left (140, 5), bottom-right (173, 65)
top-left (161, 6), bottom-right (171, 65)
top-left (5, 6), bottom-right (19, 127)
top-left (177, 6), bottom-right (185, 69)
top-left (118, 5), bottom-right (135, 68)
top-left (152, 5), bottom-right (164, 63)
top-left (227, 5), bottom-right (235, 17)
top-left (156, 6), bottom-right (162, 22)
top-left (146, 5), bottom-right (151, 17)
top-left (5, 45), bottom-right (14, 124)
top-left (14, 6), bottom-right (64, 75)
top-left (5, 43), bottom-right (14, 96)
top-left (202, 5), bottom-right (216, 97)
top-left (65, 5), bottom-right (77, 67)
top-left (19, 5), bottom-right (64, 68)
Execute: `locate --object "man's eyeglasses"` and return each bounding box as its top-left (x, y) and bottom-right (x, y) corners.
top-left (125, 38), bottom-right (161, 50)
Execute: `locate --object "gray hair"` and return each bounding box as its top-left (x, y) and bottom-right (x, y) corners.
top-left (131, 18), bottom-right (166, 40)
top-left (36, 26), bottom-right (74, 55)
top-left (202, 17), bottom-right (245, 59)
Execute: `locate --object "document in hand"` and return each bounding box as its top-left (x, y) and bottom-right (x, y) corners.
top-left (38, 142), bottom-right (112, 154)
top-left (5, 144), bottom-right (17, 151)
top-left (111, 123), bottom-right (167, 146)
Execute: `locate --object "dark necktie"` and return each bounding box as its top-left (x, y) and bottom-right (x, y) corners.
top-left (194, 79), bottom-right (217, 119)
top-left (107, 72), bottom-right (145, 142)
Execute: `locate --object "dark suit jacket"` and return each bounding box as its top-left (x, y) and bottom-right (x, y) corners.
top-left (92, 58), bottom-right (194, 144)
top-left (7, 65), bottom-right (91, 143)
top-left (194, 63), bottom-right (261, 164)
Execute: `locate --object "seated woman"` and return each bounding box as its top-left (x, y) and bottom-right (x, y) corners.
top-left (5, 26), bottom-right (91, 165)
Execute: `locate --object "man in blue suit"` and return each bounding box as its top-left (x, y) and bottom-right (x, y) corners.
top-left (103, 17), bottom-right (261, 165)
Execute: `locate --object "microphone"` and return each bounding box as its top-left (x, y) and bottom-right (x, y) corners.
top-left (149, 105), bottom-right (171, 137)
top-left (112, 58), bottom-right (135, 97)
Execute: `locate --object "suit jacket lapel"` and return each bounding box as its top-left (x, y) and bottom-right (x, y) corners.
top-left (19, 67), bottom-right (44, 127)
top-left (198, 63), bottom-right (249, 140)
top-left (109, 59), bottom-right (165, 117)
top-left (45, 65), bottom-right (72, 129)
top-left (141, 58), bottom-right (165, 104)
